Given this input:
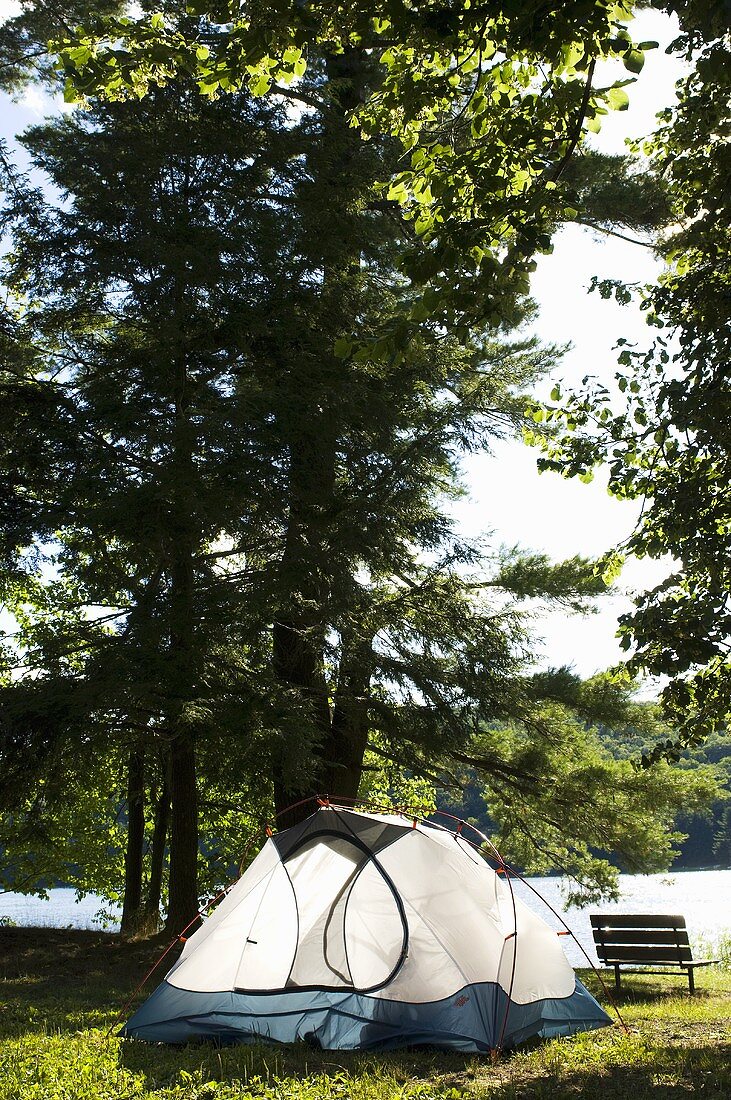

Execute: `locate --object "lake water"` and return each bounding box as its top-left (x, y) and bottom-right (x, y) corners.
top-left (0, 889), bottom-right (122, 932)
top-left (512, 868), bottom-right (730, 967)
top-left (2, 869), bottom-right (729, 969)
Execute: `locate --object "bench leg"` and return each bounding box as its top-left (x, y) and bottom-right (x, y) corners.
top-left (688, 968), bottom-right (695, 995)
top-left (614, 965), bottom-right (621, 992)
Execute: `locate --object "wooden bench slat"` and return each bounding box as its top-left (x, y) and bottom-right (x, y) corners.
top-left (597, 945), bottom-right (694, 964)
top-left (590, 914), bottom-right (686, 930)
top-left (592, 929), bottom-right (690, 947)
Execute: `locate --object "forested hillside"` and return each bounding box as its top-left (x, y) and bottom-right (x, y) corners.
top-left (439, 713), bottom-right (731, 879)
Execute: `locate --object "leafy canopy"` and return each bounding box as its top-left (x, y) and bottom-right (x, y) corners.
top-left (50, 0), bottom-right (658, 338)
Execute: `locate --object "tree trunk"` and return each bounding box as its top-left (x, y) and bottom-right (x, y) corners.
top-left (165, 730), bottom-right (198, 931)
top-left (120, 742), bottom-right (145, 936)
top-left (326, 637), bottom-right (373, 802)
top-left (164, 265), bottom-right (200, 930)
top-left (271, 49), bottom-right (370, 828)
top-left (143, 765), bottom-right (170, 932)
top-left (272, 431), bottom-right (337, 827)
top-left (164, 469), bottom-right (199, 931)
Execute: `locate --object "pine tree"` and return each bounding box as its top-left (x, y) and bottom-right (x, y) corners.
top-left (0, 82), bottom-right (300, 928)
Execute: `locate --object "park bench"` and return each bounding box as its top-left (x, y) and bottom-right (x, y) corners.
top-left (590, 913), bottom-right (718, 993)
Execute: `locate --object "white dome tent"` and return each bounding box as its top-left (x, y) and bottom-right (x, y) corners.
top-left (123, 803), bottom-right (611, 1050)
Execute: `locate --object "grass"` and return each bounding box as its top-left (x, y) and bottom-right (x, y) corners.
top-left (1, 928), bottom-right (729, 1099)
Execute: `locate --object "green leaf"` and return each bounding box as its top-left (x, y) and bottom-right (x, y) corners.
top-left (623, 49), bottom-right (645, 75)
top-left (333, 337), bottom-right (352, 359)
top-left (63, 78), bottom-right (82, 104)
top-left (250, 73), bottom-right (271, 96)
top-left (387, 180), bottom-right (409, 203)
top-left (607, 86), bottom-right (630, 112)
top-left (600, 551), bottom-right (626, 585)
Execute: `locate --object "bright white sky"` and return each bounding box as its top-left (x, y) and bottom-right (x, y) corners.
top-left (0, 5), bottom-right (683, 686)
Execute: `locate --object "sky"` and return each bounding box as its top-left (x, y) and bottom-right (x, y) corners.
top-left (0, 5), bottom-right (684, 686)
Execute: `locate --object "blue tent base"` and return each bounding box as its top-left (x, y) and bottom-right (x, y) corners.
top-left (121, 978), bottom-right (611, 1051)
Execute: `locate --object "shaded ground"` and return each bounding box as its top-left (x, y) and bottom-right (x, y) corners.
top-left (0, 927), bottom-right (729, 1098)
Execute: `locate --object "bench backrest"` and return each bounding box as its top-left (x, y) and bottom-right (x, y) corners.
top-left (590, 913), bottom-right (692, 966)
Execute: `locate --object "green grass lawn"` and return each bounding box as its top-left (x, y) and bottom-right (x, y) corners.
top-left (1, 927), bottom-right (729, 1099)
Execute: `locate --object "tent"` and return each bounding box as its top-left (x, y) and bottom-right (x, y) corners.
top-left (123, 805), bottom-right (611, 1050)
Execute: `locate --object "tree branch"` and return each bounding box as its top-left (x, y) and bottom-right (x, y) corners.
top-left (549, 59), bottom-right (596, 185)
